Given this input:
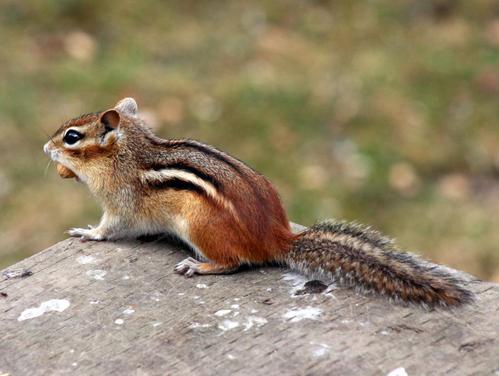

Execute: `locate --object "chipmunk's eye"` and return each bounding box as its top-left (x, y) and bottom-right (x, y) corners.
top-left (63, 129), bottom-right (84, 145)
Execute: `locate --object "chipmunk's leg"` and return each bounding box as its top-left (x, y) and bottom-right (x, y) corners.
top-left (67, 212), bottom-right (120, 241)
top-left (174, 257), bottom-right (239, 277)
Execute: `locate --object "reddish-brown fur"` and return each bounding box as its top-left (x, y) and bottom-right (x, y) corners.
top-left (136, 171), bottom-right (293, 270)
top-left (186, 193), bottom-right (294, 268)
top-left (141, 131), bottom-right (297, 267)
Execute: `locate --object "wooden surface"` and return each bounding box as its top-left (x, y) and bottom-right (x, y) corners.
top-left (1, 224), bottom-right (499, 376)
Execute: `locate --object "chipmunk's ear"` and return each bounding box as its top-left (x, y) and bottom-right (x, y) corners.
top-left (114, 97), bottom-right (138, 116)
top-left (100, 109), bottom-right (121, 130)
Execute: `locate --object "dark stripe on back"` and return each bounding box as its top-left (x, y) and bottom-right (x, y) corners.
top-left (148, 137), bottom-right (245, 175)
top-left (148, 162), bottom-right (222, 190)
top-left (167, 141), bottom-right (272, 213)
top-left (148, 177), bottom-right (206, 195)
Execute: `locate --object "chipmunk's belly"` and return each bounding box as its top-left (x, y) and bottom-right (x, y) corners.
top-left (133, 211), bottom-right (188, 238)
top-left (136, 195), bottom-right (208, 260)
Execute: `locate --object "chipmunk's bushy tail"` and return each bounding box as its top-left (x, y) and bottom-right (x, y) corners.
top-left (284, 220), bottom-right (473, 308)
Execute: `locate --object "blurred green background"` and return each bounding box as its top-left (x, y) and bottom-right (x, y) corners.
top-left (1, 0), bottom-right (498, 281)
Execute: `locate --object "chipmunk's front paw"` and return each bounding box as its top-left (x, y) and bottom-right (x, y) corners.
top-left (67, 226), bottom-right (106, 241)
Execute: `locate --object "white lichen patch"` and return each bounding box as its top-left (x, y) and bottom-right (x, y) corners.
top-left (324, 284), bottom-right (338, 299)
top-left (387, 367), bottom-right (408, 376)
top-left (114, 318), bottom-right (124, 325)
top-left (310, 343), bottom-right (330, 358)
top-left (218, 320), bottom-right (239, 331)
top-left (243, 316), bottom-right (268, 331)
top-left (230, 304), bottom-right (240, 309)
top-left (86, 270), bottom-right (107, 280)
top-left (18, 299), bottom-right (70, 321)
top-left (76, 255), bottom-right (96, 264)
top-left (215, 309), bottom-right (232, 317)
top-left (122, 275), bottom-right (130, 280)
top-left (196, 283), bottom-right (208, 289)
top-left (189, 322), bottom-right (212, 329)
top-left (282, 272), bottom-right (308, 295)
top-left (150, 292), bottom-right (162, 302)
top-left (283, 306), bottom-right (322, 322)
top-left (122, 308), bottom-right (135, 315)
top-left (227, 354), bottom-right (236, 360)
top-left (325, 284), bottom-right (337, 293)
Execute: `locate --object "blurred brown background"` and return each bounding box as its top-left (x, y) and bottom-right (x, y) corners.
top-left (1, 0), bottom-right (498, 281)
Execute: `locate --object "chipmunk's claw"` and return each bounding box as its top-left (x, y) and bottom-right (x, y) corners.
top-left (174, 257), bottom-right (201, 278)
top-left (67, 227), bottom-right (105, 241)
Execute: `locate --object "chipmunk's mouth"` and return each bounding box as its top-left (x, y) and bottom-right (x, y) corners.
top-left (56, 162), bottom-right (82, 183)
top-left (56, 163), bottom-right (77, 179)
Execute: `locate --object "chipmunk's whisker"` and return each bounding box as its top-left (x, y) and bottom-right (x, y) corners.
top-left (44, 160), bottom-right (52, 178)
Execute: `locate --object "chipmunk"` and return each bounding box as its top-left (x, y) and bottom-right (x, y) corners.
top-left (44, 98), bottom-right (473, 308)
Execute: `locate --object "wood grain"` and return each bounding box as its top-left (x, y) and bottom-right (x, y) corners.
top-left (1, 223), bottom-right (498, 376)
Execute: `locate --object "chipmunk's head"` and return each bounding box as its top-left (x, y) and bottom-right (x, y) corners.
top-left (44, 98), bottom-right (139, 184)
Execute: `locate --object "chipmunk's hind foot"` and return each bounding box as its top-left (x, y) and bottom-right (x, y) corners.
top-left (174, 257), bottom-right (238, 277)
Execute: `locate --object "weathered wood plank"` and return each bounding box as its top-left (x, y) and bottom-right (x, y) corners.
top-left (1, 224), bottom-right (498, 376)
